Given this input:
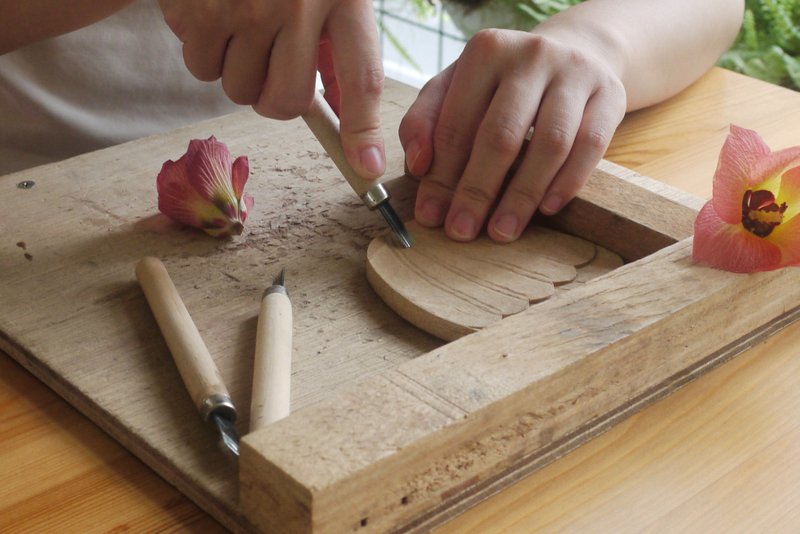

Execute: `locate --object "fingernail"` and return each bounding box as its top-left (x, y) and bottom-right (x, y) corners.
top-left (493, 214), bottom-right (519, 241)
top-left (360, 146), bottom-right (385, 177)
top-left (405, 139), bottom-right (421, 176)
top-left (418, 198), bottom-right (446, 226)
top-left (540, 194), bottom-right (563, 215)
top-left (451, 210), bottom-right (478, 240)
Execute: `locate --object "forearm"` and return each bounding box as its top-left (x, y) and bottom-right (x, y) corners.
top-left (0, 0), bottom-right (135, 54)
top-left (533, 0), bottom-right (744, 111)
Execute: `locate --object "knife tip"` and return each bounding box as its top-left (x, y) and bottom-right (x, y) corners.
top-left (274, 267), bottom-right (286, 287)
top-left (376, 202), bottom-right (414, 248)
top-left (210, 412), bottom-right (240, 457)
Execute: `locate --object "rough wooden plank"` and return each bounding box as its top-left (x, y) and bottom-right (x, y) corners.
top-left (0, 79), bottom-right (433, 532)
top-left (241, 238), bottom-right (800, 533)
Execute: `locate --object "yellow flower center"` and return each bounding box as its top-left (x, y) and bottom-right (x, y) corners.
top-left (742, 189), bottom-right (786, 237)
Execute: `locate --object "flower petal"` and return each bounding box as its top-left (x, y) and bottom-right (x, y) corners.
top-left (712, 126), bottom-right (770, 223)
top-left (777, 165), bottom-right (800, 221)
top-left (157, 158), bottom-right (229, 227)
top-left (231, 155), bottom-right (250, 198)
top-left (240, 194), bottom-right (255, 223)
top-left (692, 201), bottom-right (781, 272)
top-left (749, 146), bottom-right (800, 198)
top-left (712, 126), bottom-right (800, 224)
top-left (768, 208), bottom-right (800, 267)
top-left (157, 136), bottom-right (255, 238)
top-left (157, 158), bottom-right (198, 225)
top-left (185, 137), bottom-right (236, 203)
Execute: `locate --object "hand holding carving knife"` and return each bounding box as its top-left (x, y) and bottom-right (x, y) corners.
top-left (303, 90), bottom-right (414, 249)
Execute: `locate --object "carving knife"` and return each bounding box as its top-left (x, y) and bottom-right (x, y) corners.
top-left (135, 256), bottom-right (240, 457)
top-left (250, 267), bottom-right (292, 431)
top-left (302, 90), bottom-right (414, 248)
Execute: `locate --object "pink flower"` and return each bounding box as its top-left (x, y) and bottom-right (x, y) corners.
top-left (692, 125), bottom-right (800, 273)
top-left (157, 136), bottom-right (254, 238)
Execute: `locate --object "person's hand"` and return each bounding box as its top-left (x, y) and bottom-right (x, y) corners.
top-left (399, 28), bottom-right (627, 242)
top-left (158, 0), bottom-right (386, 179)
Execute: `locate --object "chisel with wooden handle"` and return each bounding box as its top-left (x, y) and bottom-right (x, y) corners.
top-left (135, 256), bottom-right (239, 457)
top-left (250, 267), bottom-right (292, 431)
top-left (302, 90), bottom-right (414, 248)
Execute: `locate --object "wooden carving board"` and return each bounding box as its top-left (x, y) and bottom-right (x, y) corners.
top-left (366, 221), bottom-right (621, 341)
top-left (1, 78), bottom-right (799, 533)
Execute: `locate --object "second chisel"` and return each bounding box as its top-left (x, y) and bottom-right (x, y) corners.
top-left (250, 267), bottom-right (293, 431)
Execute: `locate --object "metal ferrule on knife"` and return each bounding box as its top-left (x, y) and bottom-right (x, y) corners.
top-left (360, 183), bottom-right (390, 210)
top-left (200, 393), bottom-right (237, 423)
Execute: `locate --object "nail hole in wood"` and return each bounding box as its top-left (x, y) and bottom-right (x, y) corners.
top-left (401, 496), bottom-right (409, 505)
top-left (360, 517), bottom-right (368, 527)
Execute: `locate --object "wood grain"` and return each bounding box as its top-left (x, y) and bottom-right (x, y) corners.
top-left (3, 67), bottom-right (800, 533)
top-left (366, 221), bottom-right (607, 341)
top-left (0, 355), bottom-right (227, 533)
top-left (435, 318), bottom-right (800, 533)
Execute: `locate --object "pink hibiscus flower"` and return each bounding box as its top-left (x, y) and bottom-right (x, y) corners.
top-left (157, 136), bottom-right (254, 238)
top-left (692, 125), bottom-right (800, 272)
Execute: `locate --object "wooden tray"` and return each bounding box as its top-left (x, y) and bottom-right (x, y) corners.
top-left (2, 79), bottom-right (799, 533)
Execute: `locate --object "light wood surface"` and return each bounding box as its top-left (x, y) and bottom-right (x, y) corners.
top-left (1, 67), bottom-right (800, 532)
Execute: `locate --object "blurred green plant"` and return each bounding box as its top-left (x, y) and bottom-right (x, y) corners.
top-left (718, 0), bottom-right (800, 90)
top-left (513, 0), bottom-right (582, 23)
top-left (377, 0), bottom-right (437, 71)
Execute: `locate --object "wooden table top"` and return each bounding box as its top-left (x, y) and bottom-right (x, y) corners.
top-left (3, 67), bottom-right (800, 533)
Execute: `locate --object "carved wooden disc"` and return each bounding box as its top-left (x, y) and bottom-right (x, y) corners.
top-left (366, 221), bottom-right (620, 342)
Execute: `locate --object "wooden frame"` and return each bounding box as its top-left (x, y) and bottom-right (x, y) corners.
top-left (239, 160), bottom-right (800, 533)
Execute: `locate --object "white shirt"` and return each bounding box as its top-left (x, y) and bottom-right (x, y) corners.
top-left (0, 0), bottom-right (239, 175)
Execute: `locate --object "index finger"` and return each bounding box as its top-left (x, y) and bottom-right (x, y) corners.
top-left (326, 0), bottom-right (386, 180)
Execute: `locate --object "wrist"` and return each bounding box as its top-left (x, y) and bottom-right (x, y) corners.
top-left (530, 10), bottom-right (630, 88)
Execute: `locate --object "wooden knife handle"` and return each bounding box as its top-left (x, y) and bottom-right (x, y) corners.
top-left (135, 256), bottom-right (233, 421)
top-left (302, 90), bottom-right (375, 197)
top-left (250, 287), bottom-right (293, 430)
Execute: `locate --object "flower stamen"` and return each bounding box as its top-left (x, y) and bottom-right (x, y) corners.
top-left (741, 189), bottom-right (786, 237)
